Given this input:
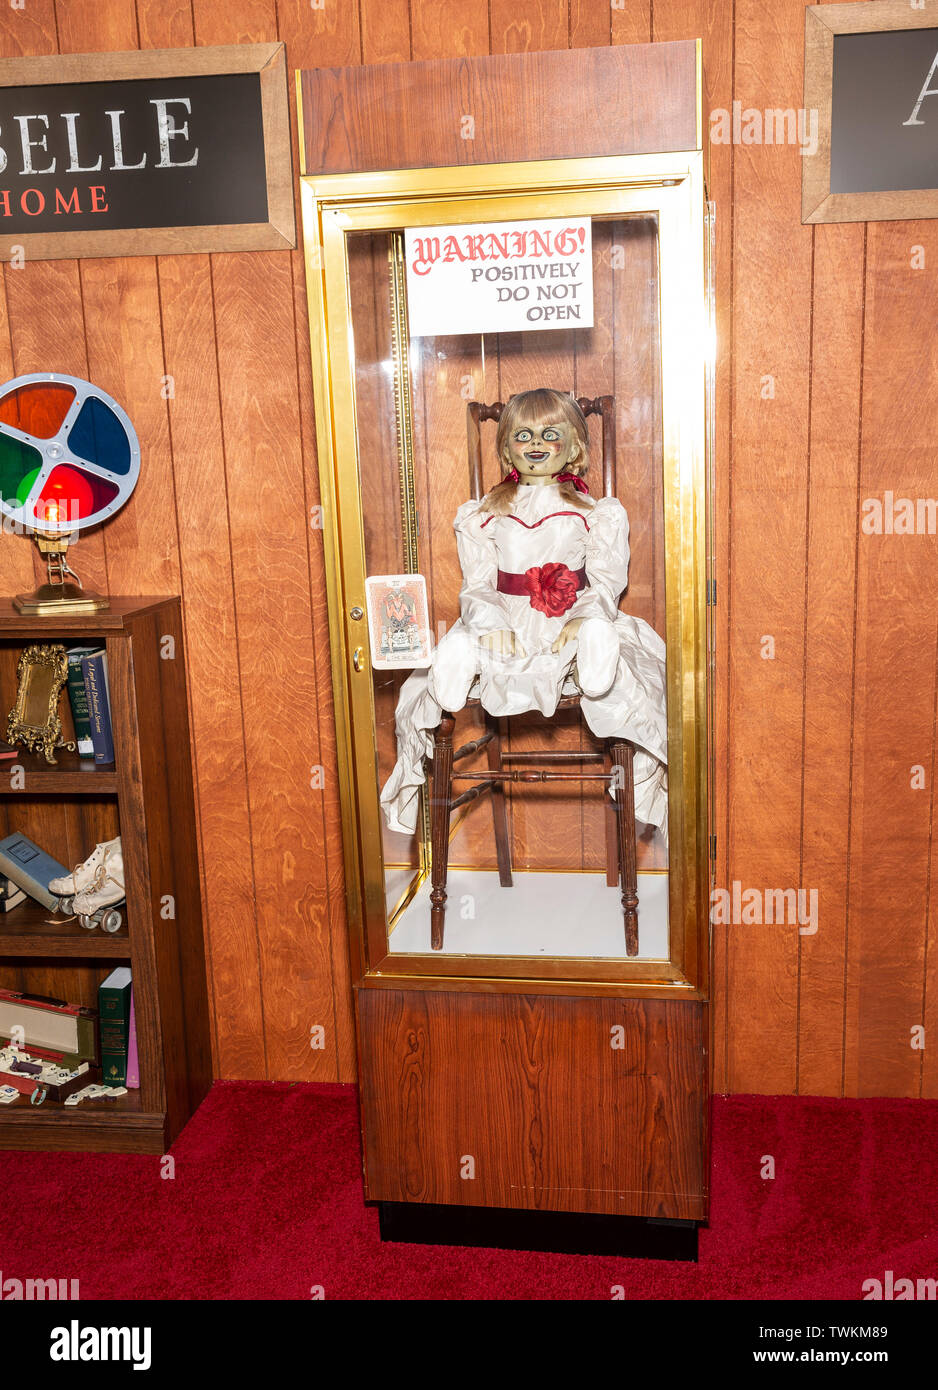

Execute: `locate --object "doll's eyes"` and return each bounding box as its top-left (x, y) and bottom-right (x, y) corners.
top-left (513, 427), bottom-right (561, 442)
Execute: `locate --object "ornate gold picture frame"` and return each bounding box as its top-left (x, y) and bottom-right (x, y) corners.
top-left (7, 644), bottom-right (74, 764)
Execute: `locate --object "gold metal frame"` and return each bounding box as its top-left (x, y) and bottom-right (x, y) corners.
top-left (300, 151), bottom-right (710, 998)
top-left (7, 643), bottom-right (74, 764)
top-left (387, 232), bottom-right (431, 870)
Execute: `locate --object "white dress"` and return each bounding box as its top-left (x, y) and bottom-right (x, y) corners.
top-left (379, 482), bottom-right (669, 839)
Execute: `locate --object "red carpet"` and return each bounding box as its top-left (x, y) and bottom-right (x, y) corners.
top-left (1, 1084), bottom-right (936, 1300)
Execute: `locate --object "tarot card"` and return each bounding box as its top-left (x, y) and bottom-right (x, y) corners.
top-left (365, 574), bottom-right (432, 671)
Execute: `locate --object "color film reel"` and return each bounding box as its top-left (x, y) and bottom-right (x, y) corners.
top-left (0, 373), bottom-right (140, 536)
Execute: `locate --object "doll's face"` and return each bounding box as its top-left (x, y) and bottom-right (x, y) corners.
top-left (505, 415), bottom-right (581, 480)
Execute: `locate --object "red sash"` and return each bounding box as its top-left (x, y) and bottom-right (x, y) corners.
top-left (496, 563), bottom-right (587, 617)
top-left (497, 566), bottom-right (586, 596)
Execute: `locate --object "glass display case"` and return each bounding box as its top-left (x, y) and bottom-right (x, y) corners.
top-left (302, 153), bottom-right (710, 994)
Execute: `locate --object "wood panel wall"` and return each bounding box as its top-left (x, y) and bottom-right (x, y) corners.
top-left (0, 0), bottom-right (933, 1100)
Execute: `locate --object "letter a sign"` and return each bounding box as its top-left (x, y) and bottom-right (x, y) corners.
top-left (804, 3), bottom-right (938, 224)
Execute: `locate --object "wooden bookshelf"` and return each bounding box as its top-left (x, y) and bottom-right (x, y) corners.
top-left (0, 749), bottom-right (118, 794)
top-left (0, 900), bottom-right (130, 956)
top-left (0, 597), bottom-right (211, 1154)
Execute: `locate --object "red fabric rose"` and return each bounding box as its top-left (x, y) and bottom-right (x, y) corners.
top-left (524, 562), bottom-right (580, 617)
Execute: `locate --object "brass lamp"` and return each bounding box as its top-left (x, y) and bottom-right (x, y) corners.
top-left (20, 527), bottom-right (107, 617)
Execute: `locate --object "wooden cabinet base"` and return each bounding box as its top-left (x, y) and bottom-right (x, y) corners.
top-left (358, 989), bottom-right (709, 1222)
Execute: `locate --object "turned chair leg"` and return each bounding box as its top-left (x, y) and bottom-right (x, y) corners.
top-left (611, 739), bottom-right (639, 956)
top-left (429, 711), bottom-right (456, 950)
top-left (486, 713), bottom-right (513, 887)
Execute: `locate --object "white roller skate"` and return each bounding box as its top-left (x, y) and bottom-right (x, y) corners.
top-left (50, 838), bottom-right (125, 933)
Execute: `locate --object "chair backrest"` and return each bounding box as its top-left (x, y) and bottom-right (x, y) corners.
top-left (466, 395), bottom-right (617, 502)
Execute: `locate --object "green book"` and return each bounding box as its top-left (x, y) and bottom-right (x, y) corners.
top-left (98, 967), bottom-right (132, 1087)
top-left (66, 646), bottom-right (98, 758)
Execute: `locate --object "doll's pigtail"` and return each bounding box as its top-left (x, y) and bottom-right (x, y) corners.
top-left (557, 479), bottom-right (591, 511)
top-left (480, 474), bottom-right (520, 516)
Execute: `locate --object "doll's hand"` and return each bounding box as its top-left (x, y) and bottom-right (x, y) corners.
top-left (551, 618), bottom-right (584, 654)
top-left (479, 629), bottom-right (526, 658)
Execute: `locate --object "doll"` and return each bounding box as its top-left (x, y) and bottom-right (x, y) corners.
top-left (380, 388), bottom-right (668, 840)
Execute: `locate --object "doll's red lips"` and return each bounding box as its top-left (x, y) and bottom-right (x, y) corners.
top-left (525, 451), bottom-right (549, 461)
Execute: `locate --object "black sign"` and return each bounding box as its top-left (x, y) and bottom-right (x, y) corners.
top-left (831, 28), bottom-right (938, 195)
top-left (0, 71), bottom-right (268, 234)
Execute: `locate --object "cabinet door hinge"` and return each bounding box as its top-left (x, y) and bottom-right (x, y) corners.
top-left (707, 578), bottom-right (716, 607)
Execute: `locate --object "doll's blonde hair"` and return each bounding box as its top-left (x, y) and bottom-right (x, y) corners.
top-left (481, 389), bottom-right (590, 516)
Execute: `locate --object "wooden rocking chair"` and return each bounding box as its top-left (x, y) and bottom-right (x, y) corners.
top-left (427, 395), bottom-right (640, 956)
